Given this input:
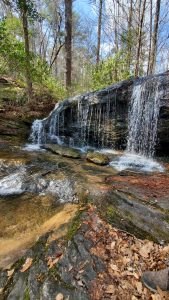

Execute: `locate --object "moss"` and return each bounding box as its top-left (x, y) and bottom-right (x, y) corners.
top-left (105, 205), bottom-right (118, 222)
top-left (49, 268), bottom-right (75, 291)
top-left (12, 257), bottom-right (25, 270)
top-left (65, 209), bottom-right (85, 242)
top-left (164, 216), bottom-right (169, 224)
top-left (24, 287), bottom-right (30, 300)
top-left (78, 191), bottom-right (93, 206)
top-left (86, 152), bottom-right (109, 165)
top-left (31, 235), bottom-right (48, 263)
top-left (123, 210), bottom-right (133, 221)
top-left (0, 84), bottom-right (24, 108)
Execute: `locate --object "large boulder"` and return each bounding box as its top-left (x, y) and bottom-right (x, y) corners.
top-left (86, 152), bottom-right (109, 165)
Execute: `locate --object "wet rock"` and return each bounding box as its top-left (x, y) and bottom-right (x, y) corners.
top-left (0, 212), bottom-right (104, 300)
top-left (86, 152), bottom-right (109, 165)
top-left (7, 275), bottom-right (27, 300)
top-left (44, 144), bottom-right (81, 159)
top-left (0, 116), bottom-right (30, 142)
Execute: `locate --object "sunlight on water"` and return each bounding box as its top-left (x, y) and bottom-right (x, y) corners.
top-left (110, 153), bottom-right (164, 172)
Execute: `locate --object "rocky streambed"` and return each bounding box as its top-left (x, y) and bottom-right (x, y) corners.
top-left (0, 141), bottom-right (169, 298)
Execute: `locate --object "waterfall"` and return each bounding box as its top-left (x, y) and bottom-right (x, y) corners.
top-left (127, 78), bottom-right (161, 157)
top-left (29, 95), bottom-right (117, 149)
top-left (29, 75), bottom-right (163, 155)
top-left (30, 119), bottom-right (46, 144)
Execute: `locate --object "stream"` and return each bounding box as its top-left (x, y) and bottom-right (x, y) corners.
top-left (1, 73), bottom-right (169, 269)
top-left (0, 139), bottom-right (169, 269)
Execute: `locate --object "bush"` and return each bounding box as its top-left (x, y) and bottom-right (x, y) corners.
top-left (91, 51), bottom-right (132, 90)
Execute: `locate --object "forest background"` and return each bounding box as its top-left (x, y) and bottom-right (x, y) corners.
top-left (0, 0), bottom-right (169, 106)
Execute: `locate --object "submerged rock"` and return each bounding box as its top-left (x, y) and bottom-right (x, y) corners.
top-left (44, 144), bottom-right (81, 159)
top-left (86, 152), bottom-right (109, 165)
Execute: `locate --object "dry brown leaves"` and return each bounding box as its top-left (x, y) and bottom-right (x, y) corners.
top-left (7, 269), bottom-right (14, 277)
top-left (20, 257), bottom-right (33, 273)
top-left (85, 206), bottom-right (169, 300)
top-left (46, 252), bottom-right (63, 269)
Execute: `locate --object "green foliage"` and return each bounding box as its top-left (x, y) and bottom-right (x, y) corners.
top-left (91, 51), bottom-right (132, 90)
top-left (0, 18), bottom-right (26, 76)
top-left (41, 77), bottom-right (67, 100)
top-left (10, 0), bottom-right (40, 21)
top-left (0, 17), bottom-right (66, 101)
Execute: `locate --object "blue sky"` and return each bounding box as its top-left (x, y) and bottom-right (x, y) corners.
top-left (74, 0), bottom-right (93, 18)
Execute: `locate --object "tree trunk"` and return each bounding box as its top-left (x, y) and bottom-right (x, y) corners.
top-left (147, 0), bottom-right (152, 75)
top-left (149, 0), bottom-right (161, 74)
top-left (96, 0), bottom-right (103, 64)
top-left (65, 0), bottom-right (72, 88)
top-left (21, 1), bottom-right (33, 100)
top-left (134, 0), bottom-right (146, 77)
top-left (113, 0), bottom-right (118, 81)
top-left (127, 0), bottom-right (133, 70)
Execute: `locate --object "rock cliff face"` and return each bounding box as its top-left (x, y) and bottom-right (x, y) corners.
top-left (31, 72), bottom-right (169, 156)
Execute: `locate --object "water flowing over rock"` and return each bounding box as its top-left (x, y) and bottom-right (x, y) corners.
top-left (127, 77), bottom-right (161, 157)
top-left (30, 73), bottom-right (169, 156)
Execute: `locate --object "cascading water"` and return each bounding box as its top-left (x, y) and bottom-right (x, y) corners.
top-left (127, 78), bottom-right (161, 157)
top-left (30, 119), bottom-right (46, 144)
top-left (29, 93), bottom-right (122, 149)
top-left (28, 75), bottom-right (165, 172)
top-left (110, 76), bottom-right (164, 172)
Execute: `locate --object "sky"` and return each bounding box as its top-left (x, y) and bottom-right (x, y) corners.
top-left (74, 0), bottom-right (94, 17)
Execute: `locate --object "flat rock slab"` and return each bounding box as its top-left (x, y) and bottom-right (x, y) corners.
top-left (44, 144), bottom-right (81, 159)
top-left (105, 173), bottom-right (169, 210)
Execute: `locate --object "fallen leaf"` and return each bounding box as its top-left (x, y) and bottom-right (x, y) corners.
top-left (162, 245), bottom-right (169, 254)
top-left (132, 296), bottom-right (138, 300)
top-left (77, 280), bottom-right (84, 286)
top-left (7, 269), bottom-right (14, 277)
top-left (105, 285), bottom-right (115, 294)
top-left (110, 241), bottom-right (116, 249)
top-left (123, 271), bottom-right (139, 279)
top-left (157, 286), bottom-right (169, 298)
top-left (135, 281), bottom-right (142, 294)
top-left (139, 242), bottom-right (154, 258)
top-left (47, 253), bottom-right (63, 269)
top-left (20, 258), bottom-right (33, 272)
top-left (55, 293), bottom-right (64, 300)
top-left (151, 294), bottom-right (161, 300)
top-left (110, 264), bottom-right (119, 271)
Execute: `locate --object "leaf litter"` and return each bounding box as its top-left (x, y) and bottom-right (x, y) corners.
top-left (84, 205), bottom-right (169, 300)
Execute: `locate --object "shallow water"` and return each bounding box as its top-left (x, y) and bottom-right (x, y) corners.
top-left (0, 143), bottom-right (80, 267)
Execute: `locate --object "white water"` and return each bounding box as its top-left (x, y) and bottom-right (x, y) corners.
top-left (22, 143), bottom-right (45, 152)
top-left (41, 179), bottom-right (78, 203)
top-left (98, 148), bottom-right (120, 155)
top-left (110, 153), bottom-right (164, 172)
top-left (29, 119), bottom-right (46, 144)
top-left (127, 78), bottom-right (161, 157)
top-left (0, 169), bottom-right (26, 195)
top-left (109, 77), bottom-right (164, 172)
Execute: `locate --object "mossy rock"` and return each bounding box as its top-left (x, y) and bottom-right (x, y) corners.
top-left (86, 152), bottom-right (109, 165)
top-left (44, 144), bottom-right (81, 159)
